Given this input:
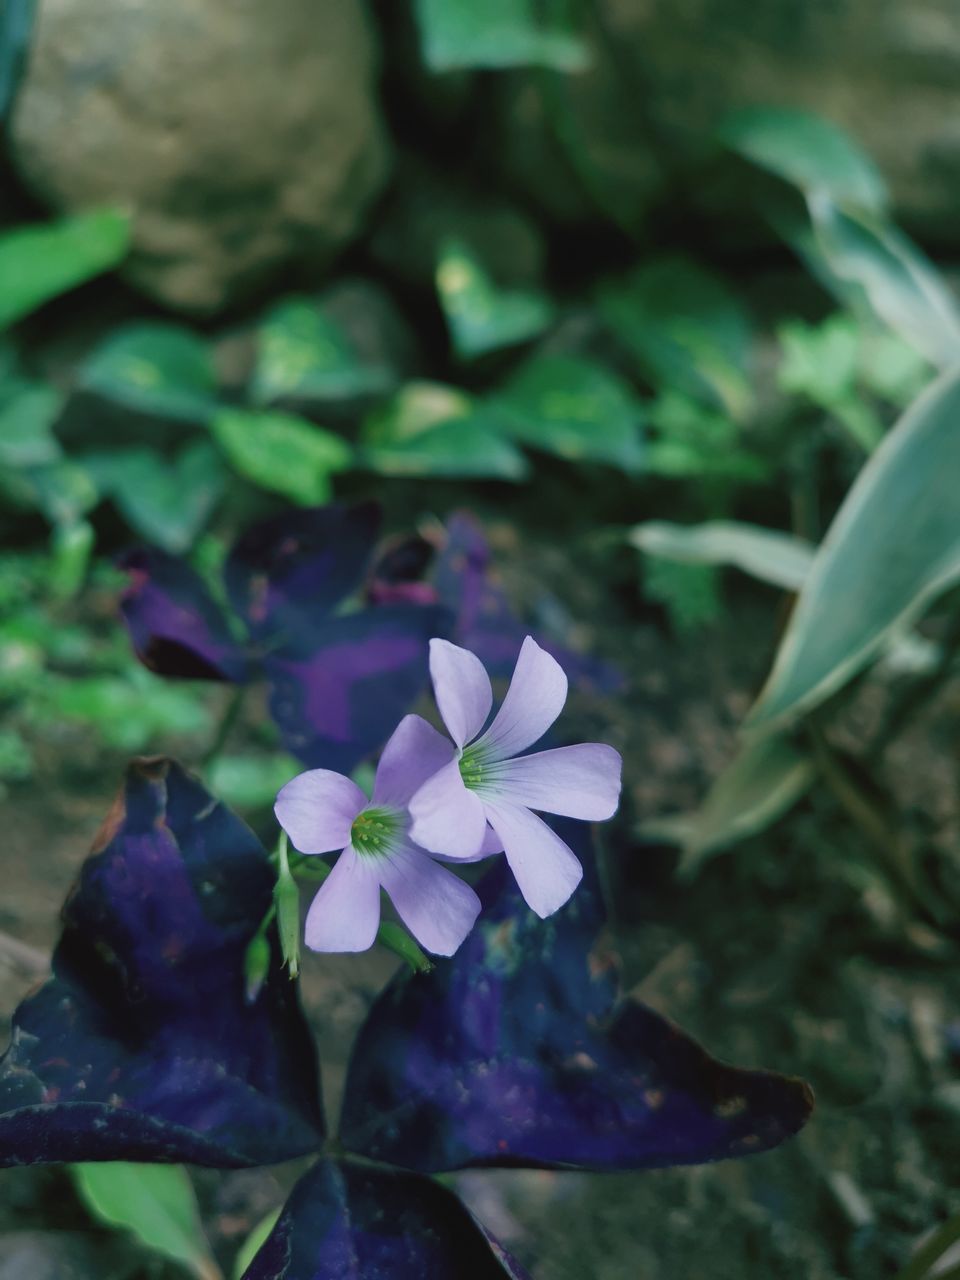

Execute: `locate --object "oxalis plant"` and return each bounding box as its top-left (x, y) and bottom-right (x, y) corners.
top-left (0, 501), bottom-right (813, 1277)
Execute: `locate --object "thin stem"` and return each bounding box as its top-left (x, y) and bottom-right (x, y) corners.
top-left (201, 686), bottom-right (246, 767)
top-left (895, 1210), bottom-right (960, 1280)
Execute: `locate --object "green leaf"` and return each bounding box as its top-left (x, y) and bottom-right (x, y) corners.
top-left (233, 1209), bottom-right (282, 1280)
top-left (807, 194), bottom-right (960, 371)
top-left (361, 381), bottom-right (528, 479)
top-left (749, 367), bottom-right (960, 730)
top-left (598, 257), bottom-right (753, 417)
top-left (656, 736), bottom-right (816, 875)
top-left (252, 297), bottom-right (394, 404)
top-left (84, 441), bottom-right (225, 553)
top-left (436, 238), bottom-right (555, 360)
top-left (0, 209), bottom-right (130, 329)
top-left (212, 408), bottom-right (352, 505)
top-left (492, 354), bottom-right (644, 472)
top-left (71, 1163), bottom-right (221, 1280)
top-left (0, 380), bottom-right (64, 466)
top-left (81, 322), bottom-right (219, 422)
top-left (631, 520), bottom-right (814, 591)
top-left (720, 107), bottom-right (888, 212)
top-left (414, 0), bottom-right (589, 71)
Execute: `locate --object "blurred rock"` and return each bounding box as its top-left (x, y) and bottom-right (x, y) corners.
top-left (496, 0), bottom-right (960, 243)
top-left (9, 0), bottom-right (390, 313)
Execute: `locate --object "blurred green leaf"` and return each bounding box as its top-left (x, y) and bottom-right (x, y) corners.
top-left (233, 1209), bottom-right (282, 1280)
top-left (212, 408), bottom-right (352, 505)
top-left (650, 736), bottom-right (816, 875)
top-left (437, 238), bottom-right (555, 360)
top-left (362, 382), bottom-right (528, 479)
top-left (720, 107), bottom-right (888, 211)
top-left (253, 297), bottom-right (393, 404)
top-left (84, 441), bottom-right (225, 553)
top-left (0, 209), bottom-right (130, 329)
top-left (749, 367), bottom-right (960, 731)
top-left (206, 752), bottom-right (300, 811)
top-left (599, 257), bottom-right (753, 416)
top-left (493, 354), bottom-right (644, 472)
top-left (0, 380), bottom-right (64, 467)
top-left (415, 0), bottom-right (589, 71)
top-left (81, 322), bottom-right (219, 422)
top-left (631, 520), bottom-right (814, 591)
top-left (72, 1163), bottom-right (221, 1280)
top-left (807, 194), bottom-right (960, 371)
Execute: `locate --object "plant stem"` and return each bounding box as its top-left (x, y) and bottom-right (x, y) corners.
top-left (201, 686), bottom-right (246, 766)
top-left (895, 1210), bottom-right (960, 1280)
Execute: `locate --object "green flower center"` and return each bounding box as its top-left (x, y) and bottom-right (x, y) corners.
top-left (459, 742), bottom-right (493, 791)
top-left (350, 806), bottom-right (402, 859)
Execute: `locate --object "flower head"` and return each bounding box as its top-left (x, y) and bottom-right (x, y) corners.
top-left (275, 715), bottom-right (481, 955)
top-left (408, 636), bottom-right (622, 918)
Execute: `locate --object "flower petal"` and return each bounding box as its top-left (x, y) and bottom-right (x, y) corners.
top-left (491, 743), bottom-right (622, 819)
top-left (429, 638), bottom-right (493, 748)
top-left (373, 715), bottom-right (457, 808)
top-left (304, 849), bottom-right (382, 952)
top-left (379, 843), bottom-right (481, 956)
top-left (483, 800), bottom-right (583, 918)
top-left (476, 635), bottom-right (567, 760)
top-left (409, 758), bottom-right (488, 858)
top-left (275, 770), bottom-right (366, 854)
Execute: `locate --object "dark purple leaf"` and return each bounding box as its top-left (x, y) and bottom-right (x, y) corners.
top-left (0, 759), bottom-right (324, 1167)
top-left (118, 548), bottom-right (250, 682)
top-left (340, 820), bottom-right (812, 1174)
top-left (263, 603), bottom-right (451, 772)
top-left (240, 1158), bottom-right (530, 1280)
top-left (224, 502), bottom-right (382, 647)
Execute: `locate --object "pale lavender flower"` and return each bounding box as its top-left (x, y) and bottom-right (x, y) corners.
top-left (408, 636), bottom-right (622, 918)
top-left (274, 715), bottom-right (481, 955)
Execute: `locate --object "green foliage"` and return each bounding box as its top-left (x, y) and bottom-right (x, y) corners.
top-left (71, 1163), bottom-right (221, 1280)
top-left (0, 209), bottom-right (130, 329)
top-left (212, 408), bottom-right (353, 505)
top-left (436, 238), bottom-right (555, 360)
top-left (749, 368), bottom-right (960, 731)
top-left (253, 296), bottom-right (394, 403)
top-left (414, 0), bottom-right (589, 71)
top-left (81, 322), bottom-right (219, 422)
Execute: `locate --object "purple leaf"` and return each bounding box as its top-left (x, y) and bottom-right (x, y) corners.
top-left (340, 820), bottom-right (812, 1174)
top-left (118, 548), bottom-right (249, 682)
top-left (0, 759), bottom-right (324, 1167)
top-left (263, 604), bottom-right (451, 772)
top-left (240, 1159), bottom-right (530, 1280)
top-left (224, 502), bottom-right (382, 646)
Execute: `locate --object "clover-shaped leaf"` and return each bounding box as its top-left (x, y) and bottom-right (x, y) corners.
top-left (0, 758), bottom-right (324, 1167)
top-left (240, 1159), bottom-right (529, 1280)
top-left (340, 820), bottom-right (813, 1173)
top-left (119, 502), bottom-right (450, 772)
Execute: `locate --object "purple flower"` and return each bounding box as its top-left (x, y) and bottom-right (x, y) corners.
top-left (408, 636), bottom-right (622, 918)
top-left (275, 716), bottom-right (481, 956)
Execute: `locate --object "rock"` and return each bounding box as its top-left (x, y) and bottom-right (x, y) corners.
top-left (495, 0), bottom-right (960, 243)
top-left (9, 0), bottom-right (390, 314)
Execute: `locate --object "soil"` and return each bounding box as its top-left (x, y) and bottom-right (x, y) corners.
top-left (0, 505), bottom-right (958, 1280)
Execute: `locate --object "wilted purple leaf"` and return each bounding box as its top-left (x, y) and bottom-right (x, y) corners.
top-left (0, 759), bottom-right (324, 1167)
top-left (263, 604), bottom-right (451, 772)
top-left (118, 548), bottom-right (249, 682)
top-left (340, 820), bottom-right (812, 1173)
top-left (225, 502), bottom-right (382, 646)
top-left (240, 1159), bottom-right (530, 1280)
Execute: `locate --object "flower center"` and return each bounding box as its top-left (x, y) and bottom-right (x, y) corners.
top-left (459, 742), bottom-right (493, 792)
top-left (350, 806), bottom-right (402, 859)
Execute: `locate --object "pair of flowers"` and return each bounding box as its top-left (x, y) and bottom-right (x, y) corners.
top-left (275, 635), bottom-right (623, 955)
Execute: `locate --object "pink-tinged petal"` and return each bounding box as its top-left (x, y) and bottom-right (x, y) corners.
top-left (275, 770), bottom-right (366, 854)
top-left (408, 759), bottom-right (487, 858)
top-left (303, 849), bottom-right (381, 952)
top-left (477, 635), bottom-right (568, 761)
top-left (373, 715), bottom-right (457, 808)
top-left (483, 800), bottom-right (583, 918)
top-left (379, 843), bottom-right (481, 956)
top-left (429, 638), bottom-right (493, 748)
top-left (491, 743), bottom-right (622, 820)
